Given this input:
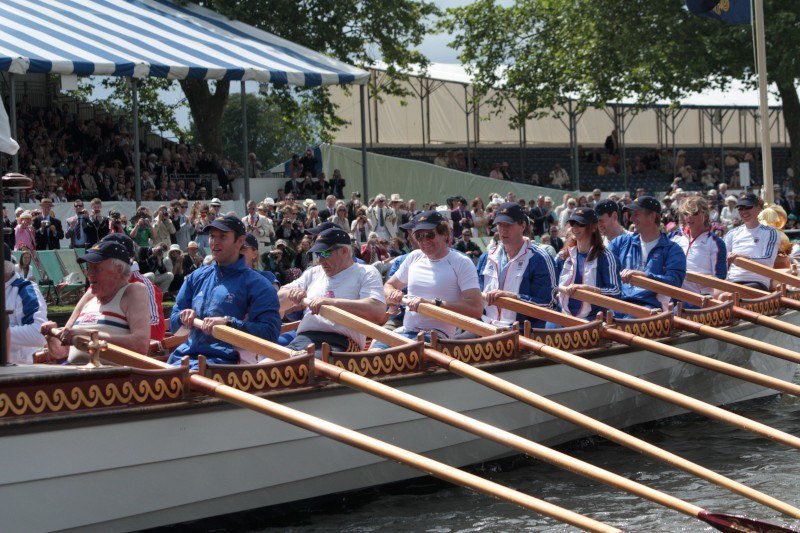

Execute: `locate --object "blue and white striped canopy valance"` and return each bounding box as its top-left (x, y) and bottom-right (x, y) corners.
top-left (0, 0), bottom-right (369, 86)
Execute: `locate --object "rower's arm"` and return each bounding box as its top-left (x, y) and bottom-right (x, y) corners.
top-left (111, 283), bottom-right (152, 355)
top-left (644, 243), bottom-right (686, 288)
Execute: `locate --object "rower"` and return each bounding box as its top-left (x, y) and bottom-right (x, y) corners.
top-left (40, 240), bottom-right (151, 364)
top-left (379, 210), bottom-right (482, 347)
top-left (669, 195), bottom-right (727, 297)
top-left (5, 244), bottom-right (47, 363)
top-left (595, 198), bottom-right (628, 245)
top-left (102, 233), bottom-right (165, 341)
top-left (550, 207), bottom-right (621, 326)
top-left (169, 215), bottom-right (281, 368)
top-left (607, 196), bottom-right (686, 313)
top-left (720, 192), bottom-right (778, 294)
top-left (476, 202), bottom-right (557, 330)
top-left (278, 227), bottom-right (386, 353)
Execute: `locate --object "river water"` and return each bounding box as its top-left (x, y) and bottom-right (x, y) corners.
top-left (178, 371), bottom-right (800, 532)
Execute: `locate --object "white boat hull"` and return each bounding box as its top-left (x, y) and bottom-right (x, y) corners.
top-left (1, 313), bottom-right (798, 532)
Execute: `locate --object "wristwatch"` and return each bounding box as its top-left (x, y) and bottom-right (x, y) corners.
top-left (224, 316), bottom-right (233, 326)
top-left (434, 298), bottom-right (443, 307)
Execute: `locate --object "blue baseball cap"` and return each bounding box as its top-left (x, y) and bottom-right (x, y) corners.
top-left (493, 202), bottom-right (528, 224)
top-left (308, 228), bottom-right (351, 253)
top-left (568, 207), bottom-right (598, 226)
top-left (78, 241), bottom-right (131, 264)
top-left (202, 214), bottom-right (246, 236)
top-left (623, 196), bottom-right (661, 214)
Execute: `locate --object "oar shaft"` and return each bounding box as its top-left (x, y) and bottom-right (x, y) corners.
top-left (315, 302), bottom-right (800, 517)
top-left (733, 257), bottom-right (800, 288)
top-left (490, 297), bottom-right (800, 451)
top-left (569, 289), bottom-right (800, 397)
top-left (101, 341), bottom-right (616, 532)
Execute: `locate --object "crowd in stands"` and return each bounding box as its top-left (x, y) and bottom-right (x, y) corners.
top-left (0, 95), bottom-right (269, 204)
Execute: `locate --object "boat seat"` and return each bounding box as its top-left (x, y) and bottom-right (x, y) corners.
top-left (205, 353), bottom-right (317, 393)
top-left (677, 300), bottom-right (735, 327)
top-left (525, 319), bottom-right (605, 351)
top-left (609, 310), bottom-right (674, 339)
top-left (433, 329), bottom-right (519, 364)
top-left (321, 337), bottom-right (426, 377)
top-left (737, 291), bottom-right (783, 317)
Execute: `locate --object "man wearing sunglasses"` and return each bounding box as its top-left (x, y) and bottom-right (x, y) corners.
top-left (380, 210), bottom-right (482, 347)
top-left (278, 227), bottom-right (386, 353)
top-left (721, 192), bottom-right (778, 292)
top-left (607, 196), bottom-right (686, 312)
top-left (477, 202), bottom-right (557, 329)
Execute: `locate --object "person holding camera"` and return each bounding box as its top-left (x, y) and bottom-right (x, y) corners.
top-left (171, 200), bottom-right (193, 250)
top-left (350, 207), bottom-right (374, 246)
top-left (244, 200), bottom-right (274, 254)
top-left (127, 208), bottom-right (154, 248)
top-left (329, 168), bottom-right (346, 199)
top-left (274, 205), bottom-right (303, 244)
top-left (83, 198), bottom-right (109, 247)
top-left (152, 204), bottom-right (176, 248)
top-left (137, 242), bottom-right (174, 293)
top-left (108, 209), bottom-right (125, 235)
top-left (65, 200), bottom-right (89, 249)
top-left (33, 198), bottom-right (64, 250)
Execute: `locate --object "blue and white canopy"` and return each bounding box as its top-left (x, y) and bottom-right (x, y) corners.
top-left (0, 0), bottom-right (369, 87)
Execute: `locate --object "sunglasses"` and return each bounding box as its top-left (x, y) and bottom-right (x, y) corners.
top-left (568, 220), bottom-right (587, 227)
top-left (736, 205), bottom-right (753, 211)
top-left (413, 230), bottom-right (437, 241)
top-left (315, 249), bottom-right (334, 259)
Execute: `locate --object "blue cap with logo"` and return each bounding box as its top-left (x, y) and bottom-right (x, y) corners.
top-left (201, 214), bottom-right (246, 236)
top-left (78, 241), bottom-right (131, 264)
top-left (308, 228), bottom-right (351, 253)
top-left (623, 196), bottom-right (661, 214)
top-left (493, 202), bottom-right (528, 224)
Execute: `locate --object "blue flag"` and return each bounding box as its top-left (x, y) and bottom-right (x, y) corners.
top-left (685, 0), bottom-right (751, 24)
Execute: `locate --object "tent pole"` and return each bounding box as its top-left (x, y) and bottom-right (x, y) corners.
top-left (360, 84), bottom-right (368, 199)
top-left (132, 78), bottom-right (141, 207)
top-left (568, 101), bottom-right (579, 191)
top-left (671, 112), bottom-right (677, 183)
top-left (619, 108), bottom-right (628, 192)
top-left (464, 85), bottom-right (471, 173)
top-left (420, 78), bottom-right (425, 158)
top-left (241, 80), bottom-right (249, 204)
top-left (754, 0), bottom-right (773, 202)
top-left (9, 73), bottom-right (19, 208)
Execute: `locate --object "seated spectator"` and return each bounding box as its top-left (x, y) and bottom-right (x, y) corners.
top-left (163, 243), bottom-right (185, 297)
top-left (455, 229), bottom-right (481, 264)
top-left (137, 242), bottom-right (174, 293)
top-left (489, 162), bottom-right (503, 180)
top-left (182, 241), bottom-right (204, 277)
top-left (549, 164), bottom-right (570, 188)
top-left (360, 232), bottom-right (389, 264)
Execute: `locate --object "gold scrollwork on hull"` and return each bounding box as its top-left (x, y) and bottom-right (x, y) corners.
top-left (440, 338), bottom-right (516, 363)
top-left (616, 318), bottom-right (672, 339)
top-left (0, 377), bottom-right (183, 418)
top-left (531, 327), bottom-right (600, 351)
top-left (786, 290), bottom-right (800, 302)
top-left (683, 308), bottom-right (733, 327)
top-left (212, 365), bottom-right (310, 392)
top-left (331, 351), bottom-right (421, 377)
top-left (739, 297), bottom-right (782, 316)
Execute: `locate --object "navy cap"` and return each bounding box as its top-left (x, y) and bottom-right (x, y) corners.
top-left (78, 241), bottom-right (131, 264)
top-left (202, 214), bottom-right (246, 236)
top-left (408, 210), bottom-right (445, 231)
top-left (568, 207), bottom-right (598, 226)
top-left (623, 196), bottom-right (661, 214)
top-left (305, 221), bottom-right (339, 235)
top-left (243, 233), bottom-right (259, 250)
top-left (493, 202), bottom-right (528, 224)
top-left (102, 233), bottom-right (136, 259)
top-left (594, 199), bottom-right (620, 217)
top-left (736, 192), bottom-right (760, 208)
top-left (308, 228), bottom-right (351, 253)
top-left (400, 212), bottom-right (424, 230)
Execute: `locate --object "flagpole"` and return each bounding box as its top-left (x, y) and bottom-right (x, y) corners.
top-left (753, 0), bottom-right (773, 202)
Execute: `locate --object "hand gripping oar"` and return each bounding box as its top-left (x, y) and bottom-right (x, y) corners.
top-left (82, 332), bottom-right (615, 533)
top-left (442, 297), bottom-right (800, 452)
top-left (565, 288), bottom-right (800, 397)
top-left (628, 274), bottom-right (800, 356)
top-left (733, 257), bottom-right (800, 297)
top-left (685, 271), bottom-right (800, 315)
top-left (300, 306), bottom-right (800, 527)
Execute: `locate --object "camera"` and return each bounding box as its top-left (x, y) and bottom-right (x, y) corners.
top-left (354, 191), bottom-right (361, 198)
top-left (110, 210), bottom-right (121, 220)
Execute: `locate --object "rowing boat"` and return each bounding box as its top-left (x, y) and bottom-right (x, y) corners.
top-left (1, 302), bottom-right (797, 532)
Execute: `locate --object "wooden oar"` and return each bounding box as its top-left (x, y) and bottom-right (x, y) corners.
top-left (685, 272), bottom-right (800, 315)
top-left (629, 274), bottom-right (800, 353)
top-left (453, 297), bottom-right (800, 452)
top-left (303, 307), bottom-right (800, 521)
top-left (190, 319), bottom-right (782, 527)
top-left (566, 289), bottom-right (800, 397)
top-left (86, 336), bottom-right (615, 533)
top-left (733, 257), bottom-right (800, 290)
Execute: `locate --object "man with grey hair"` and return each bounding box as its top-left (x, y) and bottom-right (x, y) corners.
top-left (367, 193), bottom-right (397, 240)
top-left (40, 241), bottom-right (152, 364)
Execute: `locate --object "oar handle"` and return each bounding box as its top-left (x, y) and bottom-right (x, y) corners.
top-left (685, 271), bottom-right (767, 297)
top-left (488, 294), bottom-right (586, 328)
top-left (190, 317), bottom-right (293, 361)
top-left (733, 257), bottom-right (800, 288)
top-left (629, 275), bottom-right (713, 307)
top-left (569, 289), bottom-right (650, 318)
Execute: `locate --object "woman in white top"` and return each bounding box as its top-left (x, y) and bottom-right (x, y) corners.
top-left (722, 193), bottom-right (779, 292)
top-left (719, 195), bottom-right (740, 228)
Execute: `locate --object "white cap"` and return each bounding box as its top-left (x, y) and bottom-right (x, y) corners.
top-left (210, 198), bottom-right (222, 206)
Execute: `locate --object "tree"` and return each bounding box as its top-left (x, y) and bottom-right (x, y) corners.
top-left (195, 92), bottom-right (317, 168)
top-left (178, 0), bottom-right (439, 155)
top-left (443, 0), bottom-right (800, 185)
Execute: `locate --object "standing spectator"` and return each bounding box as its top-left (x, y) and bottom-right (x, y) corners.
top-left (128, 208), bottom-right (154, 248)
top-left (299, 148), bottom-right (317, 177)
top-left (172, 200), bottom-right (193, 251)
top-left (331, 204), bottom-right (351, 233)
top-left (313, 172), bottom-right (330, 199)
top-left (84, 198), bottom-right (109, 247)
top-left (65, 199), bottom-right (89, 249)
top-left (182, 241), bottom-right (204, 277)
top-left (450, 198), bottom-right (473, 239)
top-left (329, 169), bottom-right (346, 199)
top-left (284, 172), bottom-right (302, 196)
top-left (138, 243), bottom-right (174, 293)
top-left (244, 200), bottom-right (274, 254)
top-left (367, 194), bottom-right (397, 240)
top-left (455, 229), bottom-right (481, 264)
top-left (151, 205), bottom-right (176, 248)
top-left (33, 198), bottom-right (64, 250)
top-left (605, 128), bottom-right (619, 155)
top-left (351, 207), bottom-right (374, 246)
top-left (14, 211), bottom-right (36, 251)
top-left (360, 232), bottom-right (389, 264)
top-left (549, 225), bottom-right (565, 254)
top-left (319, 195), bottom-right (338, 221)
top-left (247, 152), bottom-right (262, 181)
top-left (3, 206), bottom-right (15, 250)
top-left (274, 205), bottom-right (303, 244)
top-left (163, 244), bottom-right (186, 297)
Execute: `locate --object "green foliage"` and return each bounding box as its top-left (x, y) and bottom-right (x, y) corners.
top-left (193, 92), bottom-right (317, 167)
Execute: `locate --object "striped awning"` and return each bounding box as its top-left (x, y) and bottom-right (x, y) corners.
top-left (0, 0), bottom-right (369, 86)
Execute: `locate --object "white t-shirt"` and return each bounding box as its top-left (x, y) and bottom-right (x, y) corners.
top-left (601, 227), bottom-right (629, 247)
top-left (640, 236), bottom-right (660, 264)
top-left (286, 262), bottom-right (385, 349)
top-left (724, 223), bottom-right (779, 286)
top-left (394, 249), bottom-right (480, 338)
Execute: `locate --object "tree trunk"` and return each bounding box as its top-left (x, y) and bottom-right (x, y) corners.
top-left (776, 80), bottom-right (800, 191)
top-left (179, 79), bottom-right (231, 156)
